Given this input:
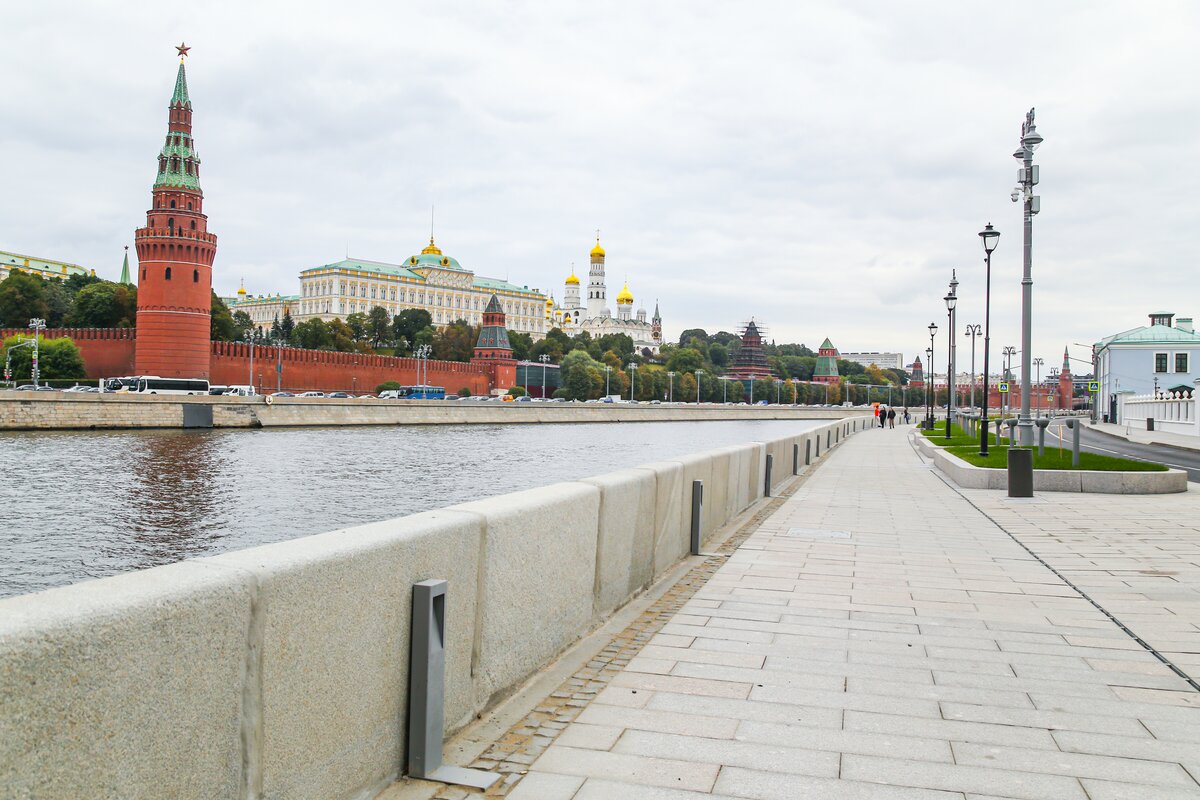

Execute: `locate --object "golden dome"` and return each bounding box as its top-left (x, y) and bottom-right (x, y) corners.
top-left (237, 280), bottom-right (247, 296)
top-left (565, 268), bottom-right (580, 286)
top-left (421, 236), bottom-right (442, 256)
top-left (616, 282), bottom-right (634, 305)
top-left (590, 234), bottom-right (605, 259)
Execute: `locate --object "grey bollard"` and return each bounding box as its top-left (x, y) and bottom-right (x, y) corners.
top-left (805, 439), bottom-right (812, 465)
top-left (1005, 418), bottom-right (1018, 446)
top-left (1036, 417), bottom-right (1049, 456)
top-left (793, 443), bottom-right (799, 475)
top-left (827, 430), bottom-right (831, 448)
top-left (995, 419), bottom-right (1003, 446)
top-left (409, 580), bottom-right (500, 789)
top-left (1065, 418), bottom-right (1081, 466)
top-left (690, 480), bottom-right (703, 555)
top-left (765, 453), bottom-right (774, 497)
top-left (1007, 448), bottom-right (1034, 497)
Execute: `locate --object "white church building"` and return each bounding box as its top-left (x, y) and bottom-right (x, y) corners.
top-left (548, 236), bottom-right (663, 353)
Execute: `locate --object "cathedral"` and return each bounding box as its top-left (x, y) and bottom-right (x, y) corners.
top-left (547, 236), bottom-right (663, 353)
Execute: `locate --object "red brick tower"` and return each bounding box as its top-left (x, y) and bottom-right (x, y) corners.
top-left (909, 356), bottom-right (924, 388)
top-left (134, 44), bottom-right (217, 379)
top-left (1058, 346), bottom-right (1073, 410)
top-left (471, 295), bottom-right (516, 390)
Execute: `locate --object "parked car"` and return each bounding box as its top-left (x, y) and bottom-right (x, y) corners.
top-left (297, 391), bottom-right (325, 398)
top-left (35, 386), bottom-right (57, 392)
top-left (270, 391), bottom-right (295, 398)
top-left (14, 384), bottom-right (37, 391)
top-left (62, 385), bottom-right (92, 392)
top-left (515, 395), bottom-right (533, 402)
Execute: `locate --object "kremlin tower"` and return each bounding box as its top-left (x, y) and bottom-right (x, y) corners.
top-left (471, 295), bottom-right (516, 390)
top-left (1058, 346), bottom-right (1073, 410)
top-left (134, 44), bottom-right (217, 379)
top-left (585, 234), bottom-right (608, 319)
top-left (813, 338), bottom-right (840, 384)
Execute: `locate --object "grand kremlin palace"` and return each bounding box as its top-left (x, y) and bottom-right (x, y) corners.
top-left (228, 237), bottom-right (549, 337)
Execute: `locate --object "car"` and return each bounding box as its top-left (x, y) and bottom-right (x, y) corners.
top-left (297, 391), bottom-right (325, 398)
top-left (551, 397), bottom-right (568, 403)
top-left (270, 391), bottom-right (295, 398)
top-left (327, 392), bottom-right (351, 398)
top-left (650, 400), bottom-right (662, 405)
top-left (62, 385), bottom-right (92, 392)
top-left (14, 384), bottom-right (37, 391)
top-left (35, 386), bottom-right (57, 392)
top-left (516, 395), bottom-right (533, 402)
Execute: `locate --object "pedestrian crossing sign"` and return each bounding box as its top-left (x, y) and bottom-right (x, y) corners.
top-left (1088, 381), bottom-right (1099, 392)
top-left (998, 382), bottom-right (1009, 393)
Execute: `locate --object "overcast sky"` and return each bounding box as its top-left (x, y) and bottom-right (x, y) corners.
top-left (3, 1), bottom-right (1197, 373)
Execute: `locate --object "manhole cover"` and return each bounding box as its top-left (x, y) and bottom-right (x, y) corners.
top-left (784, 528), bottom-right (851, 539)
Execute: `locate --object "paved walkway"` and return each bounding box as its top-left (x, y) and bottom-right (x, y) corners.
top-left (1091, 420), bottom-right (1200, 453)
top-left (505, 425), bottom-right (1200, 799)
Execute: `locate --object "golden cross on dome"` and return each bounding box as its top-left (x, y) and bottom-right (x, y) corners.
top-left (176, 42), bottom-right (191, 60)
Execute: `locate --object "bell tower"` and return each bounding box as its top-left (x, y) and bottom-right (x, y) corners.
top-left (134, 44), bottom-right (217, 379)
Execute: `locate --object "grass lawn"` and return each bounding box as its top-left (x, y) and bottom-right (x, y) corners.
top-left (947, 446), bottom-right (1167, 472)
top-left (918, 423), bottom-right (978, 447)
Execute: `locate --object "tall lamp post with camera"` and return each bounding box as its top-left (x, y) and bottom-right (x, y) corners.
top-left (978, 222), bottom-right (1000, 456)
top-left (1011, 108), bottom-right (1043, 445)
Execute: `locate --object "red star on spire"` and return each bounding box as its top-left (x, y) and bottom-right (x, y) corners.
top-left (176, 42), bottom-right (191, 59)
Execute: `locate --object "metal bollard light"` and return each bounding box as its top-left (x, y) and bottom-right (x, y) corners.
top-left (690, 479), bottom-right (703, 555)
top-left (408, 580), bottom-right (500, 790)
top-left (1065, 418), bottom-right (1081, 466)
top-left (1036, 418), bottom-right (1049, 456)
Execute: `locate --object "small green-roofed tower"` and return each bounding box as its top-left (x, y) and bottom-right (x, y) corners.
top-left (814, 337), bottom-right (840, 383)
top-left (118, 246), bottom-right (132, 285)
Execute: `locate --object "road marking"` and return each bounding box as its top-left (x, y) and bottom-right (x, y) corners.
top-left (1046, 428), bottom-right (1193, 471)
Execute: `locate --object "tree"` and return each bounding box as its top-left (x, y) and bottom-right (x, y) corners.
top-left (43, 281), bottom-right (73, 327)
top-left (596, 332), bottom-right (633, 358)
top-left (666, 347), bottom-right (704, 374)
top-left (432, 319), bottom-right (478, 362)
top-left (393, 308), bottom-right (433, 347)
top-left (64, 272), bottom-right (103, 295)
top-left (210, 292), bottom-right (238, 341)
top-left (376, 380), bottom-right (402, 393)
top-left (678, 328), bottom-right (708, 346)
top-left (708, 342), bottom-right (728, 368)
top-left (326, 318), bottom-right (360, 352)
top-left (65, 282), bottom-right (137, 328)
top-left (232, 311), bottom-right (255, 340)
top-left (346, 312), bottom-right (369, 342)
top-left (270, 313), bottom-right (282, 343)
top-left (507, 385), bottom-right (527, 397)
top-left (0, 272), bottom-right (48, 327)
top-left (2, 335), bottom-right (85, 379)
top-left (368, 306), bottom-right (391, 348)
top-left (293, 318), bottom-right (333, 350)
top-left (456, 386), bottom-right (472, 397)
top-left (279, 309), bottom-right (296, 344)
top-left (507, 330), bottom-right (532, 361)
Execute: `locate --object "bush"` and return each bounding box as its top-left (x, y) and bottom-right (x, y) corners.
top-left (375, 381), bottom-right (402, 394)
top-left (457, 386), bottom-right (472, 397)
top-left (506, 385), bottom-right (526, 397)
top-left (2, 335), bottom-right (86, 380)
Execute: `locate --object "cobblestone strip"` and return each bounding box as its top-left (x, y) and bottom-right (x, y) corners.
top-left (429, 470), bottom-right (819, 799)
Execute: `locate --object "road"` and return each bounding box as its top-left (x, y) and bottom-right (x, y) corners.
top-left (1045, 419), bottom-right (1200, 482)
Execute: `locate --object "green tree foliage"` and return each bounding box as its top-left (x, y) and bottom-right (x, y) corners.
top-left (559, 349), bottom-right (605, 400)
top-left (432, 319), bottom-right (479, 362)
top-left (0, 271), bottom-right (48, 326)
top-left (368, 306), bottom-right (391, 347)
top-left (345, 312), bottom-right (369, 342)
top-left (456, 386), bottom-right (472, 397)
top-left (279, 309), bottom-right (296, 344)
top-left (507, 330), bottom-right (532, 361)
top-left (393, 309), bottom-right (433, 349)
top-left (326, 318), bottom-right (361, 352)
top-left (507, 385), bottom-right (527, 397)
top-left (232, 311), bottom-right (255, 340)
top-left (293, 318), bottom-right (333, 350)
top-left (210, 292), bottom-right (238, 341)
top-left (596, 333), bottom-right (633, 358)
top-left (708, 342), bottom-right (728, 368)
top-left (64, 272), bottom-right (103, 294)
top-left (65, 281), bottom-right (138, 328)
top-left (43, 281), bottom-right (73, 327)
top-left (678, 328), bottom-right (708, 346)
top-left (375, 380), bottom-right (402, 393)
top-left (666, 347), bottom-right (704, 374)
top-left (2, 335), bottom-right (85, 380)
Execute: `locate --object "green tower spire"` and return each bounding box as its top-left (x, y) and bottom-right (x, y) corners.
top-left (119, 246), bottom-right (132, 285)
top-left (171, 61), bottom-right (191, 108)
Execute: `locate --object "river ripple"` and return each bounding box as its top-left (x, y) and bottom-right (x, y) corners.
top-left (0, 419), bottom-right (821, 598)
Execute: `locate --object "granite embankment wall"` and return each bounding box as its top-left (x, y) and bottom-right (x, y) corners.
top-left (0, 418), bottom-right (865, 799)
top-left (0, 391), bottom-right (870, 430)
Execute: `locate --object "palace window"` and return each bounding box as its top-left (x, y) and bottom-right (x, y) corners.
top-left (1177, 353), bottom-right (1190, 373)
top-left (1155, 353), bottom-right (1169, 373)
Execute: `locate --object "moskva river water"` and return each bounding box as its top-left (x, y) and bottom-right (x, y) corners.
top-left (1, 419), bottom-right (821, 598)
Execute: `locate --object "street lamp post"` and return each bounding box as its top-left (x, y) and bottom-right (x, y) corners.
top-left (667, 371), bottom-right (675, 403)
top-left (774, 379), bottom-right (781, 405)
top-left (1013, 108), bottom-right (1043, 445)
top-left (925, 346), bottom-right (933, 429)
top-left (604, 365), bottom-right (611, 397)
top-left (944, 282), bottom-right (957, 439)
top-left (695, 370), bottom-right (703, 404)
top-left (539, 353), bottom-right (550, 399)
top-left (1033, 357), bottom-right (1044, 418)
top-left (721, 376), bottom-right (728, 404)
top-left (791, 378), bottom-right (798, 405)
top-left (627, 363), bottom-right (638, 402)
top-left (978, 222), bottom-right (1000, 456)
top-left (927, 322), bottom-right (938, 429)
top-left (244, 332), bottom-right (255, 392)
top-left (1002, 346), bottom-right (1017, 415)
top-left (1049, 367), bottom-right (1059, 414)
top-left (29, 318), bottom-right (45, 387)
top-left (965, 323), bottom-right (981, 409)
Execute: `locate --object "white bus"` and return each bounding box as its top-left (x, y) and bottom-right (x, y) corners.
top-left (123, 376), bottom-right (210, 395)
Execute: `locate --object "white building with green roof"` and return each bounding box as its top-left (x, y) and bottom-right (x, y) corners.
top-left (1095, 312), bottom-right (1200, 421)
top-left (293, 237), bottom-right (547, 336)
top-left (1, 249), bottom-right (94, 284)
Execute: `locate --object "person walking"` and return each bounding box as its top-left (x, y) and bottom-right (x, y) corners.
top-left (878, 406), bottom-right (887, 428)
top-left (887, 406), bottom-right (896, 429)
top-left (903, 407), bottom-right (910, 424)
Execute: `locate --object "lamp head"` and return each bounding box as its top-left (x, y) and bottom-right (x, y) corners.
top-left (928, 322), bottom-right (938, 336)
top-left (945, 293), bottom-right (957, 311)
top-left (1022, 123), bottom-right (1043, 152)
top-left (978, 222), bottom-right (1000, 253)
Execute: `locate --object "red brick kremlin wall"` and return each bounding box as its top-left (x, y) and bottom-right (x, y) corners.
top-left (2, 328), bottom-right (494, 395)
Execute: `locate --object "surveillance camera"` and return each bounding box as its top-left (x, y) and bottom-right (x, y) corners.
top-left (1010, 190), bottom-right (1020, 203)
